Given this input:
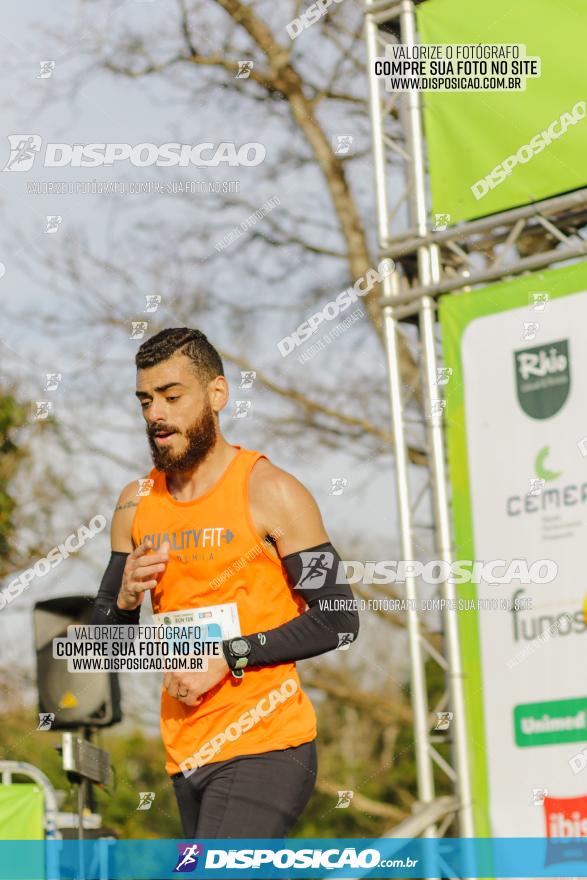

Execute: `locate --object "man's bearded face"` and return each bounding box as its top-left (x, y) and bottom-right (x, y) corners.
top-left (147, 397), bottom-right (217, 473)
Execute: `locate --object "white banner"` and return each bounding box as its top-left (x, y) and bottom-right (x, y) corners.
top-left (460, 290), bottom-right (587, 836)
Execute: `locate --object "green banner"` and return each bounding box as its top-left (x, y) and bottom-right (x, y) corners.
top-left (439, 260), bottom-right (587, 837)
top-left (0, 785), bottom-right (44, 840)
top-left (417, 0), bottom-right (587, 223)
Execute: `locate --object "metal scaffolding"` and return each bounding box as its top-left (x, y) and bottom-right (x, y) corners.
top-left (364, 0), bottom-right (587, 847)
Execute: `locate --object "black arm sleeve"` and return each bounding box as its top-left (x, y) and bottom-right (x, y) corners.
top-left (222, 542), bottom-right (359, 669)
top-left (89, 551), bottom-right (141, 626)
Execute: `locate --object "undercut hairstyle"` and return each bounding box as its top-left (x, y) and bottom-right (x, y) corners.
top-left (135, 327), bottom-right (224, 385)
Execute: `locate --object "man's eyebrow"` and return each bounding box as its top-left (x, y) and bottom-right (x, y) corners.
top-left (135, 382), bottom-right (185, 398)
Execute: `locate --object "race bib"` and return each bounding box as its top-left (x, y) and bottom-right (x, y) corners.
top-left (151, 602), bottom-right (241, 640)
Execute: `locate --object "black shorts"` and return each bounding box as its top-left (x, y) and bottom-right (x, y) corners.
top-left (171, 740), bottom-right (317, 838)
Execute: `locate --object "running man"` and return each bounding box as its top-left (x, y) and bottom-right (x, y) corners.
top-left (91, 327), bottom-right (359, 838)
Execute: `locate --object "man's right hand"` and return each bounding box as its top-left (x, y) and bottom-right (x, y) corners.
top-left (116, 539), bottom-right (170, 611)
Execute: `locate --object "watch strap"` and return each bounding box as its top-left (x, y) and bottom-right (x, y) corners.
top-left (222, 639), bottom-right (251, 670)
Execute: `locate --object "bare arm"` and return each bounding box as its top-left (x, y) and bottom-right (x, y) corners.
top-left (248, 458), bottom-right (330, 555)
top-left (111, 481), bottom-right (141, 553)
top-left (89, 479), bottom-right (169, 623)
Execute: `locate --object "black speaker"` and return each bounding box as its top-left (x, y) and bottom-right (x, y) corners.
top-left (33, 596), bottom-right (122, 730)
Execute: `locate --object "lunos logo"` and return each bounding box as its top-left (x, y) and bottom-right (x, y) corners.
top-left (514, 339), bottom-right (570, 419)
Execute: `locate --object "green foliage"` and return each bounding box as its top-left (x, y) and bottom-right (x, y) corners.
top-left (0, 655), bottom-right (452, 840)
top-left (0, 707), bottom-right (181, 838)
top-left (0, 390), bottom-right (29, 572)
top-left (0, 383), bottom-right (73, 574)
top-left (95, 728), bottom-right (182, 838)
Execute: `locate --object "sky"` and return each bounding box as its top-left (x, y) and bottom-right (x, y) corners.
top-left (0, 1), bottom-right (424, 731)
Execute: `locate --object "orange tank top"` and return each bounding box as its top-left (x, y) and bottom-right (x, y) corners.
top-left (131, 446), bottom-right (317, 775)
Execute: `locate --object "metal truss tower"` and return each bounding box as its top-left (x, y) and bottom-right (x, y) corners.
top-left (364, 0), bottom-right (587, 846)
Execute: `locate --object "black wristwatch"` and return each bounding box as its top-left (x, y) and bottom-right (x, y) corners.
top-left (223, 637), bottom-right (252, 676)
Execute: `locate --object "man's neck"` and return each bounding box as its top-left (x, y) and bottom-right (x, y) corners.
top-left (165, 437), bottom-right (238, 502)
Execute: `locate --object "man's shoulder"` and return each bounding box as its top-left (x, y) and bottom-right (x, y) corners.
top-left (111, 475), bottom-right (153, 550)
top-left (115, 473), bottom-right (155, 511)
top-left (249, 457), bottom-right (312, 510)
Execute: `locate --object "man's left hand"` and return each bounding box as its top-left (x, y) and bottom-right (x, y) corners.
top-left (164, 654), bottom-right (230, 706)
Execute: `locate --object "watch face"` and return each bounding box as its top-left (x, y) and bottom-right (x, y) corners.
top-left (231, 638), bottom-right (250, 656)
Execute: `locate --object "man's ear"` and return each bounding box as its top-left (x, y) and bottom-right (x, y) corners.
top-left (209, 375), bottom-right (229, 414)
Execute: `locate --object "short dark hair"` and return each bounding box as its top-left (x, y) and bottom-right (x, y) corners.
top-left (135, 327), bottom-right (224, 384)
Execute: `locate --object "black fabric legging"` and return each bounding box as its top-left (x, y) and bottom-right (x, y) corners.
top-left (171, 741), bottom-right (317, 838)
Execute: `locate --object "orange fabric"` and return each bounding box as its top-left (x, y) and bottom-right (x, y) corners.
top-left (131, 446), bottom-right (317, 775)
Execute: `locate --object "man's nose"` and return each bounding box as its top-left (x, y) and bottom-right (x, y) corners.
top-left (147, 405), bottom-right (167, 425)
top-left (147, 410), bottom-right (166, 431)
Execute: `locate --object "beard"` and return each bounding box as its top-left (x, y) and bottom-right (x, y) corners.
top-left (147, 401), bottom-right (217, 474)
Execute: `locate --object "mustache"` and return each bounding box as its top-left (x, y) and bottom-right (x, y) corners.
top-left (148, 424), bottom-right (180, 439)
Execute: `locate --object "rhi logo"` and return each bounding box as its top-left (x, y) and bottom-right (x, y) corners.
top-left (433, 213), bottom-right (451, 231)
top-left (294, 550), bottom-right (334, 590)
top-left (45, 215), bottom-right (62, 234)
top-left (144, 295), bottom-right (161, 313)
top-left (578, 437), bottom-right (587, 458)
top-left (233, 400), bottom-right (251, 419)
top-left (515, 340), bottom-right (570, 420)
top-left (333, 135), bottom-right (353, 155)
top-left (45, 373), bottom-right (62, 391)
top-left (336, 632), bottom-right (355, 651)
top-left (522, 321), bottom-right (539, 341)
top-left (532, 788), bottom-right (548, 805)
top-left (433, 711), bottom-right (453, 731)
top-left (527, 478), bottom-right (545, 497)
top-left (37, 713), bottom-right (55, 731)
top-left (137, 791), bottom-right (156, 811)
top-left (130, 321), bottom-right (148, 340)
top-left (436, 367), bottom-right (453, 386)
top-left (37, 61), bottom-right (56, 79)
top-left (529, 292), bottom-right (549, 311)
top-left (136, 478), bottom-right (154, 497)
top-left (329, 477), bottom-right (348, 496)
top-left (239, 371), bottom-right (256, 390)
top-left (335, 791), bottom-right (354, 809)
top-left (235, 61), bottom-right (253, 79)
top-left (33, 401), bottom-right (52, 420)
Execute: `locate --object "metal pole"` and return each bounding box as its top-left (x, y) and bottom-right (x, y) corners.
top-left (397, 0), bottom-right (476, 839)
top-left (365, 0), bottom-right (437, 837)
top-left (397, 0), bottom-right (431, 278)
top-left (420, 299), bottom-right (476, 839)
top-left (397, 0), bottom-right (476, 842)
top-left (365, 2), bottom-right (395, 244)
top-left (380, 276), bottom-right (438, 833)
